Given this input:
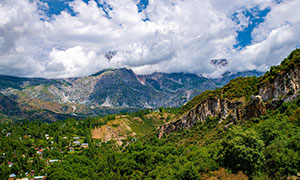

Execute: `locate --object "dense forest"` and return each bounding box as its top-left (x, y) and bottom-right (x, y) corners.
top-left (1, 97), bottom-right (300, 179)
top-left (1, 49), bottom-right (300, 180)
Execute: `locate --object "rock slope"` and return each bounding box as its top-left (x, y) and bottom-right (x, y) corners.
top-left (159, 49), bottom-right (300, 138)
top-left (0, 67), bottom-right (263, 120)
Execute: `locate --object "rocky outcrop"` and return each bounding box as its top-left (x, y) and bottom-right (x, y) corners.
top-left (258, 65), bottom-right (300, 102)
top-left (158, 64), bottom-right (300, 138)
top-left (0, 68), bottom-right (266, 121)
top-left (158, 50), bottom-right (300, 138)
top-left (1, 68), bottom-right (262, 111)
top-left (158, 95), bottom-right (266, 138)
top-left (244, 95), bottom-right (266, 119)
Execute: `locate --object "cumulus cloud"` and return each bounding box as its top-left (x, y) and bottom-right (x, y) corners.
top-left (230, 0), bottom-right (300, 73)
top-left (0, 0), bottom-right (299, 78)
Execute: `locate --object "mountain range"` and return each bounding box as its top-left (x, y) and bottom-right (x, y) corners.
top-left (0, 68), bottom-right (263, 121)
top-left (159, 49), bottom-right (300, 137)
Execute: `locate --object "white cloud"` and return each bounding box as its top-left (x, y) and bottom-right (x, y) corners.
top-left (230, 0), bottom-right (300, 73)
top-left (0, 0), bottom-right (299, 78)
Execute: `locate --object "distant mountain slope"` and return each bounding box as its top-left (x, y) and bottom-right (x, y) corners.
top-left (211, 70), bottom-right (264, 87)
top-left (0, 68), bottom-right (263, 121)
top-left (158, 49), bottom-right (300, 137)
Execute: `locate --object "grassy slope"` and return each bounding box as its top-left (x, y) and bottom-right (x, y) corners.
top-left (179, 48), bottom-right (300, 116)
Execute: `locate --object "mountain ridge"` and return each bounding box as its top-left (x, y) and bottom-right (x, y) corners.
top-left (158, 48), bottom-right (300, 138)
top-left (0, 68), bottom-right (263, 121)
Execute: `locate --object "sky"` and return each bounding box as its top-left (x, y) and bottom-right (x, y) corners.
top-left (0, 0), bottom-right (299, 78)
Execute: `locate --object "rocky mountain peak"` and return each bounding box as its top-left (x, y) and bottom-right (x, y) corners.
top-left (0, 65), bottom-right (266, 121)
top-left (210, 58), bottom-right (228, 67)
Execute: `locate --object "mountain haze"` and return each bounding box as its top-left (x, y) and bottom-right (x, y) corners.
top-left (159, 49), bottom-right (300, 137)
top-left (0, 69), bottom-right (263, 121)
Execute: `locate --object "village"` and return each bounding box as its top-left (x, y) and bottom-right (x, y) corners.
top-left (5, 131), bottom-right (87, 180)
top-left (1, 109), bottom-right (172, 180)
top-left (1, 123), bottom-right (139, 180)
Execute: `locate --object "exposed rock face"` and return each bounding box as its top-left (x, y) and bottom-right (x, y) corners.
top-left (0, 68), bottom-right (262, 110)
top-left (158, 95), bottom-right (266, 138)
top-left (0, 68), bottom-right (265, 121)
top-left (159, 64), bottom-right (300, 138)
top-left (210, 58), bottom-right (229, 67)
top-left (259, 66), bottom-right (300, 102)
top-left (244, 95), bottom-right (266, 119)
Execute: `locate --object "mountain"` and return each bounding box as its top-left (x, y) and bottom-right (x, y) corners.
top-left (0, 68), bottom-right (263, 121)
top-left (211, 70), bottom-right (264, 87)
top-left (158, 49), bottom-right (300, 137)
top-left (210, 58), bottom-right (229, 67)
top-left (2, 50), bottom-right (300, 180)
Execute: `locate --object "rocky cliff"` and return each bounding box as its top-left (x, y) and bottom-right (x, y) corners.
top-left (0, 67), bottom-right (263, 121)
top-left (158, 95), bottom-right (265, 138)
top-left (158, 49), bottom-right (300, 138)
top-left (259, 65), bottom-right (300, 102)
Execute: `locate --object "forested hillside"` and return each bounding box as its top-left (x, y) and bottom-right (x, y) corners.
top-left (1, 97), bottom-right (300, 179)
top-left (1, 49), bottom-right (300, 180)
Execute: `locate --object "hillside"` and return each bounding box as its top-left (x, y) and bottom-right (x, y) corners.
top-left (158, 49), bottom-right (300, 137)
top-left (1, 49), bottom-right (300, 180)
top-left (91, 110), bottom-right (176, 146)
top-left (0, 68), bottom-right (262, 121)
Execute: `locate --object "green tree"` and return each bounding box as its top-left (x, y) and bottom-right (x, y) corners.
top-left (177, 162), bottom-right (200, 180)
top-left (217, 127), bottom-right (265, 176)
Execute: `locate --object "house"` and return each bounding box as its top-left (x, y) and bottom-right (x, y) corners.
top-left (73, 137), bottom-right (80, 140)
top-left (37, 149), bottom-right (44, 155)
top-left (81, 143), bottom-right (89, 148)
top-left (7, 132), bottom-right (11, 137)
top-left (8, 162), bottom-right (13, 167)
top-left (9, 174), bottom-right (16, 178)
top-left (63, 136), bottom-right (67, 139)
top-left (69, 147), bottom-right (74, 152)
top-left (34, 176), bottom-right (45, 180)
top-left (49, 159), bottom-right (59, 163)
top-left (73, 141), bottom-right (80, 146)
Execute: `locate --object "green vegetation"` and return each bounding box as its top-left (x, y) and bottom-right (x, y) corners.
top-left (1, 98), bottom-right (300, 179)
top-left (262, 48), bottom-right (300, 83)
top-left (180, 49), bottom-right (300, 115)
top-left (179, 76), bottom-right (259, 115)
top-left (179, 89), bottom-right (221, 115)
top-left (90, 68), bottom-right (115, 77)
top-left (1, 49), bottom-right (300, 179)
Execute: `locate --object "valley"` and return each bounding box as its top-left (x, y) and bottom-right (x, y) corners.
top-left (1, 49), bottom-right (300, 179)
top-left (0, 68), bottom-right (262, 121)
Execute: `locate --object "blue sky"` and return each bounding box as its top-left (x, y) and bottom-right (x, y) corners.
top-left (0, 0), bottom-right (299, 78)
top-left (39, 0), bottom-right (148, 17)
top-left (40, 0), bottom-right (266, 49)
top-left (233, 7), bottom-right (270, 49)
